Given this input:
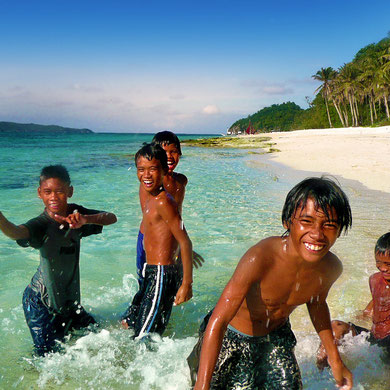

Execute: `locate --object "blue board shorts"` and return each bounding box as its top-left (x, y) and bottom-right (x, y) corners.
top-left (187, 311), bottom-right (302, 389)
top-left (22, 285), bottom-right (96, 355)
top-left (136, 230), bottom-right (146, 286)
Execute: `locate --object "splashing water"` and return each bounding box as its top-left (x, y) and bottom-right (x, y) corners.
top-left (1, 133), bottom-right (390, 389)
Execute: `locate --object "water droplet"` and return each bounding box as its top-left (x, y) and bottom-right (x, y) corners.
top-left (295, 282), bottom-right (300, 291)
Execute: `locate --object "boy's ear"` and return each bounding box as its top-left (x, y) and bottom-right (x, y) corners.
top-left (37, 187), bottom-right (42, 199)
top-left (68, 186), bottom-right (74, 198)
top-left (283, 221), bottom-right (289, 230)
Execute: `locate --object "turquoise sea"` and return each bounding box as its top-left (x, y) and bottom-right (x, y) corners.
top-left (1, 132), bottom-right (390, 389)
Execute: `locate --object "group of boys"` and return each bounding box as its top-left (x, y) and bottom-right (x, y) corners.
top-left (1, 131), bottom-right (390, 390)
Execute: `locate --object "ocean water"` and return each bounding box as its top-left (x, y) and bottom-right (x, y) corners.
top-left (0, 132), bottom-right (389, 389)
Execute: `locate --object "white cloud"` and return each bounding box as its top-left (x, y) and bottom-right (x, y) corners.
top-left (202, 105), bottom-right (220, 115)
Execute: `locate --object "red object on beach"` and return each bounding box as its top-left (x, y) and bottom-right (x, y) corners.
top-left (246, 122), bottom-right (255, 135)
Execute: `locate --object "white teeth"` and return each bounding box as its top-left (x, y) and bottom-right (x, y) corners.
top-left (304, 243), bottom-right (324, 251)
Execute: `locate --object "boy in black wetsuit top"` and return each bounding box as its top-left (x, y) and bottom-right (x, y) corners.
top-left (0, 165), bottom-right (117, 355)
top-left (121, 143), bottom-right (193, 338)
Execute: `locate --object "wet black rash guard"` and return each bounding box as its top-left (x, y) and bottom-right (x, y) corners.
top-left (17, 204), bottom-right (103, 315)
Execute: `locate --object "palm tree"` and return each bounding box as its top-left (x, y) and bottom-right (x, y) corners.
top-left (312, 67), bottom-right (336, 128)
top-left (337, 64), bottom-right (361, 127)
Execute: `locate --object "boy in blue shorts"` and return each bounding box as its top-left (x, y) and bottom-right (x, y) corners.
top-left (135, 131), bottom-right (188, 286)
top-left (189, 177), bottom-right (353, 390)
top-left (121, 143), bottom-right (193, 338)
top-left (135, 131), bottom-right (203, 287)
top-left (0, 165), bottom-right (117, 355)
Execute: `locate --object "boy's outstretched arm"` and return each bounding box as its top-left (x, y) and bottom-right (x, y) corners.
top-left (54, 211), bottom-right (117, 229)
top-left (0, 212), bottom-right (29, 240)
top-left (307, 296), bottom-right (353, 389)
top-left (194, 246), bottom-right (263, 390)
top-left (157, 197), bottom-right (193, 305)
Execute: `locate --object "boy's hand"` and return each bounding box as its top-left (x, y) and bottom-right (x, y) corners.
top-left (329, 360), bottom-right (353, 389)
top-left (174, 283), bottom-right (193, 305)
top-left (193, 250), bottom-right (205, 269)
top-left (54, 212), bottom-right (87, 229)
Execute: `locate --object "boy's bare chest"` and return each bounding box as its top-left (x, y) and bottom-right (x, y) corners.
top-left (142, 202), bottom-right (161, 225)
top-left (251, 270), bottom-right (326, 309)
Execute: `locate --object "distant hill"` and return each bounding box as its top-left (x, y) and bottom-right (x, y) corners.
top-left (0, 121), bottom-right (94, 134)
top-left (228, 102), bottom-right (303, 134)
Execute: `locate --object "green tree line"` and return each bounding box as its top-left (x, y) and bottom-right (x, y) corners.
top-left (229, 34), bottom-right (390, 133)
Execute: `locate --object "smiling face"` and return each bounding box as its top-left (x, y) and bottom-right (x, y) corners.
top-left (286, 197), bottom-right (341, 263)
top-left (136, 156), bottom-right (165, 195)
top-left (375, 253), bottom-right (390, 282)
top-left (38, 178), bottom-right (73, 217)
top-left (161, 143), bottom-right (180, 173)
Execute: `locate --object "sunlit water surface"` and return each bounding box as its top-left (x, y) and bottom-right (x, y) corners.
top-left (0, 132), bottom-right (389, 389)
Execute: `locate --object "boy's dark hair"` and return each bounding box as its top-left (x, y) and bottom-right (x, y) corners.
top-left (152, 131), bottom-right (182, 156)
top-left (375, 232), bottom-right (390, 256)
top-left (282, 177), bottom-right (352, 235)
top-left (40, 165), bottom-right (71, 186)
top-left (135, 143), bottom-right (169, 172)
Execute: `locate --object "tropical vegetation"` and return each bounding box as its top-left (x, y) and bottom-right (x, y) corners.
top-left (228, 34), bottom-right (390, 133)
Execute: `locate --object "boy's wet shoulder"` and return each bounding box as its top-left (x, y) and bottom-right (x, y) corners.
top-left (172, 172), bottom-right (188, 185)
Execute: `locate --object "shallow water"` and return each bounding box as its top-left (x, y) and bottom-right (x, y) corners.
top-left (0, 132), bottom-right (389, 389)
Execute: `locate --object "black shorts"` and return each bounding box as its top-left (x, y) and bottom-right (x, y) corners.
top-left (122, 264), bottom-right (180, 338)
top-left (350, 322), bottom-right (390, 357)
top-left (188, 312), bottom-right (302, 389)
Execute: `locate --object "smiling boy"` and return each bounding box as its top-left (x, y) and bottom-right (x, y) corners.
top-left (0, 165), bottom-right (117, 355)
top-left (121, 143), bottom-right (193, 338)
top-left (188, 177), bottom-right (353, 390)
top-left (135, 131), bottom-right (188, 286)
top-left (317, 232), bottom-right (390, 367)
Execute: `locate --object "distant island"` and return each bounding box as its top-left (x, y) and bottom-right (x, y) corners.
top-left (0, 121), bottom-right (94, 134)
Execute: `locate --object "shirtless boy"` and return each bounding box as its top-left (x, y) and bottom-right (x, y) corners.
top-left (121, 143), bottom-right (193, 338)
top-left (0, 165), bottom-right (117, 355)
top-left (188, 177), bottom-right (353, 389)
top-left (317, 232), bottom-right (390, 367)
top-left (135, 131), bottom-right (201, 287)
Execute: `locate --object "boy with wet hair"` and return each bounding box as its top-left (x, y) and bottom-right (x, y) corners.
top-left (121, 143), bottom-right (193, 338)
top-left (0, 165), bottom-right (117, 355)
top-left (135, 131), bottom-right (187, 286)
top-left (317, 232), bottom-right (390, 368)
top-left (188, 177), bottom-right (353, 390)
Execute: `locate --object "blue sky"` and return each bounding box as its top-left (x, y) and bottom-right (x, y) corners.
top-left (0, 1), bottom-right (389, 133)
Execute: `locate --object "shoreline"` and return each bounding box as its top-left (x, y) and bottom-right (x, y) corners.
top-left (184, 126), bottom-right (390, 194)
top-left (263, 126), bottom-right (390, 194)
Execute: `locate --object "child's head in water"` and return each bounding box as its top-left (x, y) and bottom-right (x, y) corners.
top-left (152, 131), bottom-right (182, 173)
top-left (135, 143), bottom-right (168, 195)
top-left (282, 177), bottom-right (352, 236)
top-left (375, 232), bottom-right (390, 282)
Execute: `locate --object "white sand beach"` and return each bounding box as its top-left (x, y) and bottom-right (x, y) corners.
top-left (263, 126), bottom-right (390, 193)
